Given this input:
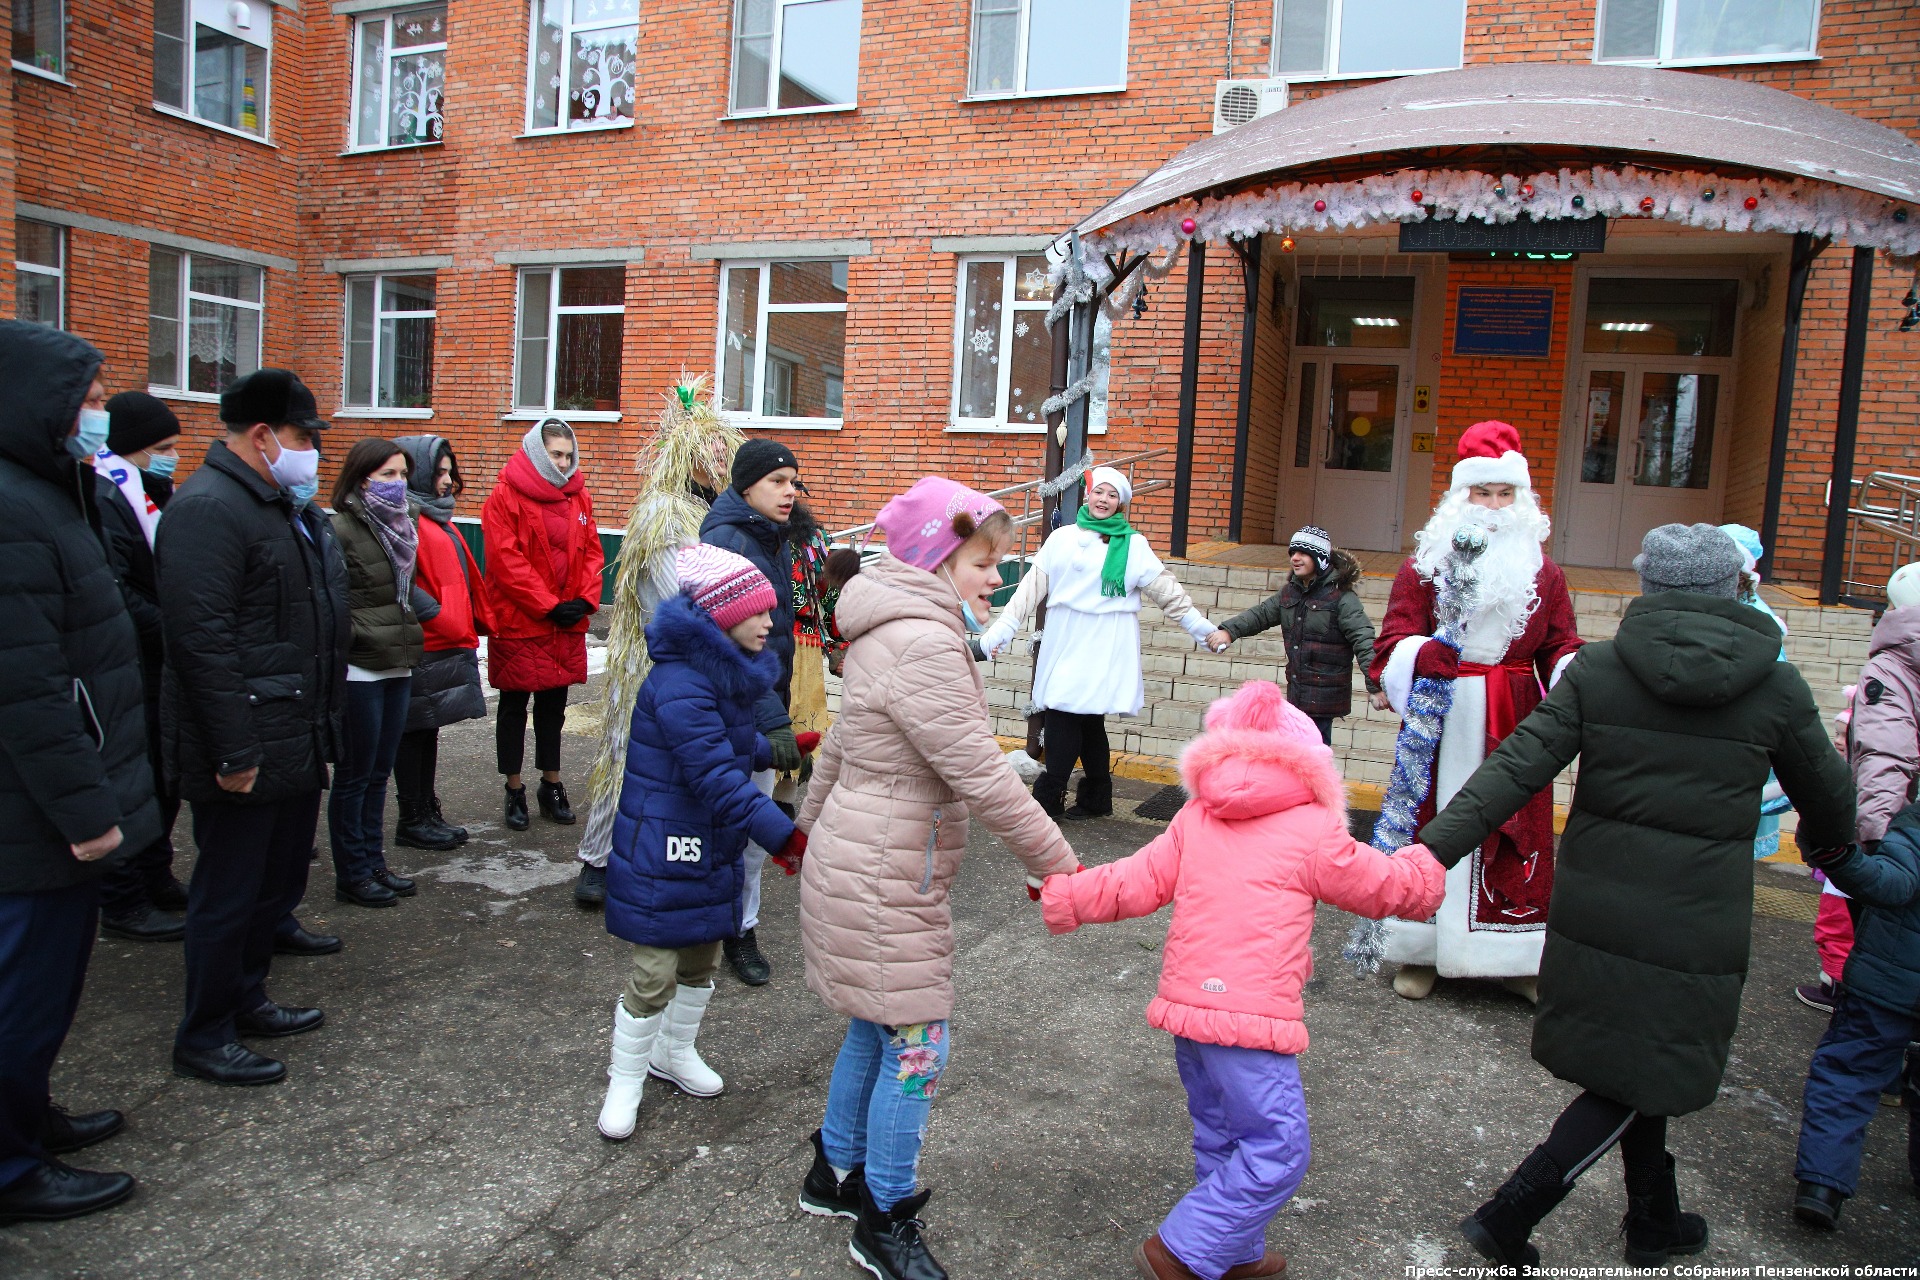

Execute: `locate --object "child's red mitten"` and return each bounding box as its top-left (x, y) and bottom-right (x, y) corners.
top-left (795, 731), bottom-right (822, 756)
top-left (772, 829), bottom-right (808, 875)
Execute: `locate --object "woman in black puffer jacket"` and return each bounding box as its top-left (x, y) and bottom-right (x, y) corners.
top-left (327, 438), bottom-right (432, 909)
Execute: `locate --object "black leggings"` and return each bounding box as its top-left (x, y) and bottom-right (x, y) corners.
top-left (496, 687), bottom-right (568, 776)
top-left (1043, 710), bottom-right (1111, 790)
top-left (1542, 1091), bottom-right (1669, 1182)
top-left (394, 728), bottom-right (438, 812)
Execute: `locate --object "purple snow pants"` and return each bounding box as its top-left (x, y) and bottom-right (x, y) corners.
top-left (1158, 1037), bottom-right (1311, 1280)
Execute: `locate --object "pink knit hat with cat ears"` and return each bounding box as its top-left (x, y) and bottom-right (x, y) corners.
top-left (872, 476), bottom-right (1006, 571)
top-left (1203, 680), bottom-right (1328, 749)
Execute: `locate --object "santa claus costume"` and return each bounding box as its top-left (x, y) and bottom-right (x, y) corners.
top-left (1368, 422), bottom-right (1583, 997)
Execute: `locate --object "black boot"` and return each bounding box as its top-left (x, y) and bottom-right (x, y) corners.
top-left (1461, 1146), bottom-right (1571, 1270)
top-left (537, 779), bottom-right (576, 824)
top-left (1793, 1180), bottom-right (1845, 1229)
top-left (1063, 774), bottom-right (1113, 821)
top-left (574, 862), bottom-right (607, 907)
top-left (148, 874), bottom-right (189, 913)
top-left (431, 796), bottom-right (469, 845)
top-left (724, 928), bottom-right (771, 986)
top-left (395, 799), bottom-right (462, 851)
top-left (1622, 1152), bottom-right (1709, 1267)
top-left (850, 1184), bottom-right (947, 1280)
top-left (99, 905), bottom-right (185, 942)
top-left (1031, 772), bottom-right (1067, 818)
top-left (504, 784), bottom-right (530, 831)
top-left (798, 1128), bottom-right (866, 1219)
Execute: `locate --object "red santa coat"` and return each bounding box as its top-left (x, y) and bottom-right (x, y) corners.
top-left (481, 451), bottom-right (604, 692)
top-left (1367, 556), bottom-right (1583, 977)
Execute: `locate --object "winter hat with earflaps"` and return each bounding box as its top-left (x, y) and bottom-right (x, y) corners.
top-left (871, 475), bottom-right (1005, 572)
top-left (676, 544), bottom-right (777, 632)
top-left (1633, 523), bottom-right (1745, 599)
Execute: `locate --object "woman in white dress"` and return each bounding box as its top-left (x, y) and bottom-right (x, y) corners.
top-left (982, 467), bottom-right (1224, 819)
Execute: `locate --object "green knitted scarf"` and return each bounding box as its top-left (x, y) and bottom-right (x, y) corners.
top-left (1075, 505), bottom-right (1134, 598)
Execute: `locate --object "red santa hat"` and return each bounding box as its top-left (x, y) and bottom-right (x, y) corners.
top-left (1450, 420), bottom-right (1531, 492)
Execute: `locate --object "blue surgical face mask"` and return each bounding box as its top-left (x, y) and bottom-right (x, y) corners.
top-left (144, 451), bottom-right (179, 479)
top-left (942, 567), bottom-right (985, 633)
top-left (288, 479), bottom-right (320, 510)
top-left (69, 408), bottom-right (110, 460)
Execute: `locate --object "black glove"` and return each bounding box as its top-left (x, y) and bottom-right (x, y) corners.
top-left (767, 725), bottom-right (802, 773)
top-left (1802, 842), bottom-right (1854, 869)
top-left (548, 598), bottom-right (590, 627)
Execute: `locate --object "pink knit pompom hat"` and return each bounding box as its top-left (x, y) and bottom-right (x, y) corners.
top-left (1203, 680), bottom-right (1328, 749)
top-left (676, 544), bottom-right (777, 631)
top-left (872, 475), bottom-right (1006, 571)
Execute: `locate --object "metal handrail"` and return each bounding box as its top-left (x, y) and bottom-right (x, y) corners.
top-left (1840, 469), bottom-right (1920, 606)
top-left (827, 448), bottom-right (1171, 571)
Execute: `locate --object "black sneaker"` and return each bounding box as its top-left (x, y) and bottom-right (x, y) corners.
top-left (1795, 980), bottom-right (1836, 1014)
top-left (574, 862), bottom-right (607, 907)
top-left (850, 1185), bottom-right (946, 1280)
top-left (799, 1129), bottom-right (865, 1219)
top-left (724, 928), bottom-right (771, 986)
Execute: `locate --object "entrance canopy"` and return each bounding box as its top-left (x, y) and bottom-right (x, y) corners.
top-left (1071, 63), bottom-right (1920, 259)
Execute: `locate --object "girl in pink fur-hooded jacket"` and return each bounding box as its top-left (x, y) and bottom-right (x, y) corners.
top-left (1041, 681), bottom-right (1444, 1280)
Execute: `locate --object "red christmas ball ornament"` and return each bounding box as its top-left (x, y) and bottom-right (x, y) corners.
top-left (1520, 183), bottom-right (1534, 199)
top-left (1180, 217), bottom-right (1197, 236)
top-left (1279, 235), bottom-right (1296, 252)
top-left (1313, 199), bottom-right (1327, 213)
top-left (1743, 195), bottom-right (1759, 210)
top-left (1640, 196), bottom-right (1656, 213)
top-left (1410, 189), bottom-right (1423, 203)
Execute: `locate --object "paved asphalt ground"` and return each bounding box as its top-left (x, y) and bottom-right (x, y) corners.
top-left (3, 682), bottom-right (1916, 1279)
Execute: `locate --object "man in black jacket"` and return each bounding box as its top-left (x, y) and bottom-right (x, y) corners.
top-left (91, 392), bottom-right (189, 942)
top-left (157, 369), bottom-right (349, 1086)
top-left (0, 323), bottom-right (157, 1225)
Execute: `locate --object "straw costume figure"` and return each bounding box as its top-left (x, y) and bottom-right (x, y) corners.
top-left (574, 378), bottom-right (744, 906)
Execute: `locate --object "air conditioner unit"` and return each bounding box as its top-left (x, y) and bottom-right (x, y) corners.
top-left (1213, 78), bottom-right (1288, 134)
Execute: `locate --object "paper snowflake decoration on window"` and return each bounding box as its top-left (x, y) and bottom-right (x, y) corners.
top-left (967, 326), bottom-right (994, 356)
top-left (1014, 320), bottom-right (1029, 338)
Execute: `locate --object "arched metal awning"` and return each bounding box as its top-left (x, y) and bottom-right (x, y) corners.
top-left (1072, 62), bottom-right (1920, 256)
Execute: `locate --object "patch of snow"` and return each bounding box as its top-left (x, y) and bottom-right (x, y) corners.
top-left (418, 850), bottom-right (580, 897)
top-left (1404, 1234), bottom-right (1447, 1269)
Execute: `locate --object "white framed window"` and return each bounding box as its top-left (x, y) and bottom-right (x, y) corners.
top-left (967, 0), bottom-right (1128, 99)
top-left (525, 0), bottom-right (637, 133)
top-left (154, 0), bottom-right (273, 138)
top-left (12, 0), bottom-right (65, 78)
top-left (344, 274), bottom-right (436, 411)
top-left (716, 260), bottom-right (848, 427)
top-left (15, 219), bottom-right (64, 329)
top-left (948, 254), bottom-right (1106, 434)
top-left (148, 248), bottom-right (264, 395)
top-left (729, 0), bottom-right (862, 115)
top-left (351, 5), bottom-right (446, 149)
top-left (514, 265), bottom-right (625, 414)
top-left (1595, 0), bottom-right (1818, 66)
top-left (1273, 0), bottom-right (1464, 79)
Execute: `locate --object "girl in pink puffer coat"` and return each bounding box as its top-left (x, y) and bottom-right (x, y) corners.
top-left (1042, 680), bottom-right (1444, 1280)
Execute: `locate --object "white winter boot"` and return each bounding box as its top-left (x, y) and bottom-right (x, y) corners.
top-left (648, 982), bottom-right (724, 1097)
top-left (597, 998), bottom-right (663, 1140)
top-left (1393, 963), bottom-right (1438, 1000)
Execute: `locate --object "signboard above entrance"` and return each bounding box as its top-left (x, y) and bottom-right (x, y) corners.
top-left (1398, 215), bottom-right (1608, 256)
top-left (1454, 287), bottom-right (1556, 358)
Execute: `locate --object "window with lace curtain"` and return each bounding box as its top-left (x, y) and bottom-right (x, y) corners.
top-left (351, 5), bottom-right (446, 149)
top-left (148, 248), bottom-right (264, 395)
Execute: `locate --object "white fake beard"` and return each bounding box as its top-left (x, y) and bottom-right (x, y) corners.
top-left (1414, 488), bottom-right (1550, 642)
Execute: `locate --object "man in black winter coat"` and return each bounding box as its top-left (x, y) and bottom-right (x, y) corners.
top-left (157, 369), bottom-right (350, 1087)
top-left (91, 392), bottom-right (190, 942)
top-left (0, 323), bottom-right (157, 1226)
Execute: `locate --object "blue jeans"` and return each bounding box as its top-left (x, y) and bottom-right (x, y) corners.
top-left (328, 676), bottom-right (411, 884)
top-left (1795, 984), bottom-right (1920, 1197)
top-left (1160, 1038), bottom-right (1311, 1280)
top-left (820, 1018), bottom-right (952, 1211)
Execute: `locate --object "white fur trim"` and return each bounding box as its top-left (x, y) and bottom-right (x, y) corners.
top-left (1548, 650), bottom-right (1578, 689)
top-left (1450, 451), bottom-right (1531, 492)
top-left (1381, 635), bottom-right (1427, 715)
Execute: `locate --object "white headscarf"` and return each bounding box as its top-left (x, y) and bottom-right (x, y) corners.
top-left (1087, 465), bottom-right (1132, 506)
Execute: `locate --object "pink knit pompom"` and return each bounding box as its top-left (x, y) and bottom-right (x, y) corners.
top-left (1203, 680), bottom-right (1323, 745)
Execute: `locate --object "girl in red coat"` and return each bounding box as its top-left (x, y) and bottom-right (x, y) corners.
top-left (482, 421), bottom-right (604, 831)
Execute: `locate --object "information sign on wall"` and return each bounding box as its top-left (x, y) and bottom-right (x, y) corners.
top-left (1453, 287), bottom-right (1556, 359)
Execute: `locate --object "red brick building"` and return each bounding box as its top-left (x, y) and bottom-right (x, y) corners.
top-left (11, 0), bottom-right (1918, 593)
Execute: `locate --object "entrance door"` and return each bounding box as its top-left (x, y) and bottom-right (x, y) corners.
top-left (1561, 361), bottom-right (1729, 567)
top-left (1283, 352), bottom-right (1409, 551)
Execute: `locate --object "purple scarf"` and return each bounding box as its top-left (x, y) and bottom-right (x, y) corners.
top-left (360, 479), bottom-right (418, 606)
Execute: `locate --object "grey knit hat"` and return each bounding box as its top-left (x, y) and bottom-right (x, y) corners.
top-left (1633, 523), bottom-right (1744, 598)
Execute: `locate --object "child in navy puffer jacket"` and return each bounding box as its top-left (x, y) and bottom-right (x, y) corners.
top-left (595, 545), bottom-right (807, 1141)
